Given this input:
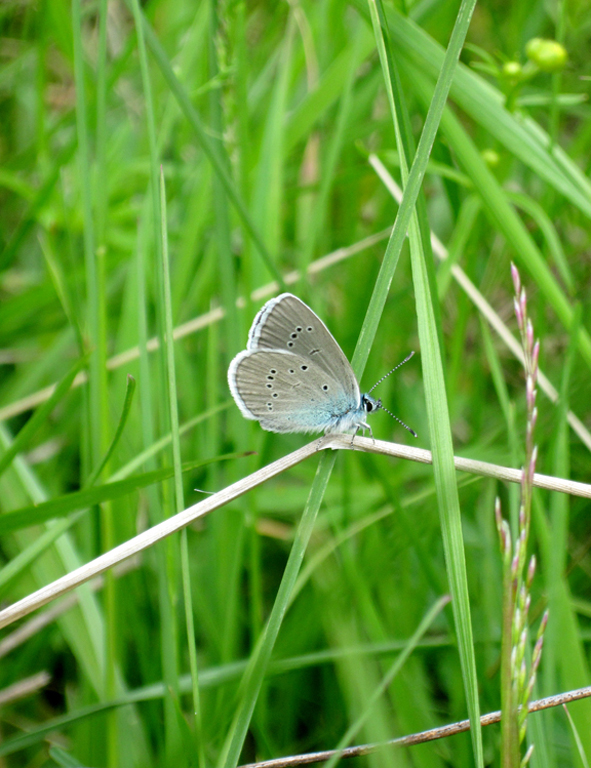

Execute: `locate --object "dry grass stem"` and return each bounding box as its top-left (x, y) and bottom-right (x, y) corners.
top-left (0, 671), bottom-right (51, 707)
top-left (237, 686), bottom-right (591, 768)
top-left (323, 435), bottom-right (591, 498)
top-left (0, 437), bottom-right (588, 632)
top-left (0, 556), bottom-right (139, 659)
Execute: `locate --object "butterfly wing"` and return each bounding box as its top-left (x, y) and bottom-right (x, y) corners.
top-left (228, 349), bottom-right (359, 434)
top-left (246, 294), bottom-right (360, 404)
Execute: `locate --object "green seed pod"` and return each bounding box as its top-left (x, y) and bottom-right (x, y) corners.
top-left (525, 38), bottom-right (568, 72)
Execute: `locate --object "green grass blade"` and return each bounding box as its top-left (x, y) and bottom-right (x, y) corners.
top-left (323, 595), bottom-right (450, 768)
top-left (368, 0), bottom-right (484, 764)
top-left (542, 306), bottom-right (591, 756)
top-left (351, 0), bottom-right (476, 378)
top-left (285, 28), bottom-right (374, 151)
top-left (0, 354), bottom-right (87, 480)
top-left (0, 457), bottom-right (234, 536)
top-left (131, 3), bottom-right (285, 289)
top-left (72, 0), bottom-right (100, 472)
top-left (433, 102), bottom-right (591, 370)
top-left (382, 6), bottom-right (591, 218)
top-left (129, 0), bottom-right (182, 754)
top-left (85, 374), bottom-right (136, 487)
top-left (251, 14), bottom-right (294, 280)
top-left (160, 165), bottom-right (204, 763)
top-left (218, 452), bottom-right (337, 768)
top-left (506, 190), bottom-right (574, 294)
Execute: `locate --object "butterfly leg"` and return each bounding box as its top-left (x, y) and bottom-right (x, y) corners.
top-left (359, 421), bottom-right (375, 444)
top-left (350, 422), bottom-right (375, 446)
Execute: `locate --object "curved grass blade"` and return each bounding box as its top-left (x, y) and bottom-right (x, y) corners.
top-left (217, 452), bottom-right (337, 768)
top-left (86, 374), bottom-right (136, 487)
top-left (432, 99), bottom-right (591, 369)
top-left (382, 5), bottom-right (591, 218)
top-left (0, 406), bottom-right (228, 596)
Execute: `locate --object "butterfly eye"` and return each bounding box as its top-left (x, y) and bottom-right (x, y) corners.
top-left (290, 332), bottom-right (297, 339)
top-left (322, 385), bottom-right (329, 391)
top-left (270, 369), bottom-right (277, 374)
top-left (266, 383), bottom-right (272, 389)
top-left (300, 365), bottom-right (308, 371)
top-left (288, 369), bottom-right (295, 374)
top-left (296, 326), bottom-right (303, 332)
top-left (306, 326), bottom-right (313, 332)
top-left (272, 393), bottom-right (278, 398)
top-left (287, 341), bottom-right (294, 348)
top-left (267, 375), bottom-right (274, 380)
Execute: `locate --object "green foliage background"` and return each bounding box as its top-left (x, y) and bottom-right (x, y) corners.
top-left (0, 0), bottom-right (590, 766)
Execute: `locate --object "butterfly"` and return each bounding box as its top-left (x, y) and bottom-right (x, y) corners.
top-left (228, 293), bottom-right (416, 440)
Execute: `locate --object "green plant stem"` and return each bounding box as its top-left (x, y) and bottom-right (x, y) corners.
top-left (218, 451), bottom-right (337, 768)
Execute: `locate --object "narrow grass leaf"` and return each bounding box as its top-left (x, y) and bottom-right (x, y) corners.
top-left (131, 3), bottom-right (284, 288)
top-left (323, 595), bottom-right (450, 768)
top-left (506, 190), bottom-right (574, 294)
top-left (86, 374), bottom-right (136, 487)
top-left (369, 0), bottom-right (484, 764)
top-left (351, 0), bottom-right (476, 378)
top-left (218, 452), bottom-right (337, 768)
top-left (432, 99), bottom-right (591, 369)
top-left (285, 27), bottom-right (374, 151)
top-left (129, 0), bottom-right (182, 752)
top-left (72, 0), bottom-right (101, 470)
top-left (0, 354), bottom-right (87, 480)
top-left (160, 166), bottom-right (204, 763)
top-left (0, 456), bottom-right (240, 536)
top-left (381, 6), bottom-right (591, 218)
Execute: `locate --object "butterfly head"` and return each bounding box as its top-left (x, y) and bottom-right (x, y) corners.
top-left (362, 386), bottom-right (417, 439)
top-left (362, 394), bottom-right (381, 415)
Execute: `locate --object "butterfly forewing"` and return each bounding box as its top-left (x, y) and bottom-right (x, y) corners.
top-left (229, 349), bottom-right (358, 434)
top-left (247, 294), bottom-right (360, 403)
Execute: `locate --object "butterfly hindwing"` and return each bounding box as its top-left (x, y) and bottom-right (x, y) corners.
top-left (228, 349), bottom-right (358, 434)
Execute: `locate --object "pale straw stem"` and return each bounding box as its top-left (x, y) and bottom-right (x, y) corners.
top-left (0, 435), bottom-right (589, 632)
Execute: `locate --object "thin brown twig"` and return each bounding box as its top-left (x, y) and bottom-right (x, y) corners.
top-left (238, 686), bottom-right (591, 768)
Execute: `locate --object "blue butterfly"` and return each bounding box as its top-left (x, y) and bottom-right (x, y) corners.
top-left (228, 294), bottom-right (416, 439)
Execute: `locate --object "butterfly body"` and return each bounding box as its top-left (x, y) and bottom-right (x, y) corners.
top-left (228, 294), bottom-right (380, 436)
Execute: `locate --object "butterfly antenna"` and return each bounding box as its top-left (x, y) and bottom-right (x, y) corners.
top-left (379, 403), bottom-right (418, 438)
top-left (367, 351), bottom-right (415, 394)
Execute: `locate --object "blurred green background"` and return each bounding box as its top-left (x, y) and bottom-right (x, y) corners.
top-left (0, 0), bottom-right (590, 766)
